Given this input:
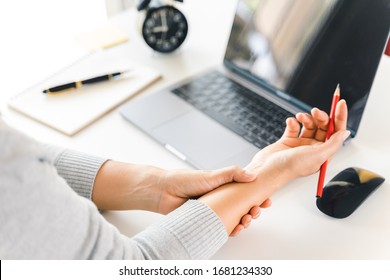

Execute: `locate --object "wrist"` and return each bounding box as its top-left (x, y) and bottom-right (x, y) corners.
top-left (235, 163), bottom-right (293, 209)
top-left (122, 163), bottom-right (166, 212)
top-left (198, 164), bottom-right (292, 235)
top-left (92, 160), bottom-right (166, 211)
top-left (258, 149), bottom-right (299, 182)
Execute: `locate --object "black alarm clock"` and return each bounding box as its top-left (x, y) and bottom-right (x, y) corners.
top-left (137, 0), bottom-right (188, 53)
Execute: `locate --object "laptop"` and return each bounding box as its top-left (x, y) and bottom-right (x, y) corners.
top-left (120, 0), bottom-right (390, 170)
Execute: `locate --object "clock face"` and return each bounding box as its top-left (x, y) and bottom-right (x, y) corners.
top-left (142, 6), bottom-right (188, 53)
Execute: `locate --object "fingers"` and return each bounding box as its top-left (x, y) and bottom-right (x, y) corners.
top-left (296, 112), bottom-right (317, 138)
top-left (230, 224), bottom-right (244, 237)
top-left (249, 206), bottom-right (261, 219)
top-left (212, 165), bottom-right (257, 187)
top-left (285, 109), bottom-right (329, 142)
top-left (282, 117), bottom-right (300, 138)
top-left (334, 99), bottom-right (348, 132)
top-left (230, 214), bottom-right (252, 237)
top-left (285, 99), bottom-right (348, 143)
top-left (230, 200), bottom-right (272, 237)
top-left (249, 199), bottom-right (271, 219)
top-left (294, 100), bottom-right (347, 142)
top-left (260, 198), bottom-right (272, 208)
top-left (311, 108), bottom-right (330, 141)
top-left (296, 108), bottom-right (329, 141)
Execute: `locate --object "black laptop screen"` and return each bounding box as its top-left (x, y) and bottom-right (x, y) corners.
top-left (224, 0), bottom-right (390, 136)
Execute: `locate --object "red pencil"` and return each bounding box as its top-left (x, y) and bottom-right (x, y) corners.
top-left (316, 84), bottom-right (340, 198)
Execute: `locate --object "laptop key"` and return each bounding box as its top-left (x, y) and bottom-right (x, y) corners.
top-left (203, 108), bottom-right (246, 136)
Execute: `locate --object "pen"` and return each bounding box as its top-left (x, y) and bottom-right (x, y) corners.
top-left (42, 70), bottom-right (130, 94)
top-left (316, 84), bottom-right (340, 198)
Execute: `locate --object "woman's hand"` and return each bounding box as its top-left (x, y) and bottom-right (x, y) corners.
top-left (245, 100), bottom-right (349, 180)
top-left (158, 166), bottom-right (272, 236)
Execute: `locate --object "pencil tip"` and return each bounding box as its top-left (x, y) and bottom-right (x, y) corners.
top-left (335, 83), bottom-right (340, 96)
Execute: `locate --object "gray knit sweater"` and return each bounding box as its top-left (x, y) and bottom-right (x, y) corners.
top-left (0, 120), bottom-right (227, 259)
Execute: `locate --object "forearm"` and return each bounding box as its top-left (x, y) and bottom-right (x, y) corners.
top-left (49, 145), bottom-right (163, 211)
top-left (92, 160), bottom-right (164, 211)
top-left (198, 165), bottom-right (292, 235)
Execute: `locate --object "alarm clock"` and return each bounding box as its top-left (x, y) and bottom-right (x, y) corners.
top-left (137, 0), bottom-right (188, 53)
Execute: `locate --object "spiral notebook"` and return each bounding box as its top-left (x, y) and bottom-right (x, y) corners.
top-left (8, 46), bottom-right (160, 136)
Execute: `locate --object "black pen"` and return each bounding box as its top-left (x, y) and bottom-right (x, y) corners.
top-left (42, 70), bottom-right (130, 94)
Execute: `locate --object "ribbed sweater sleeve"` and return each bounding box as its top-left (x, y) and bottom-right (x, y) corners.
top-left (53, 149), bottom-right (107, 200)
top-left (133, 200), bottom-right (228, 259)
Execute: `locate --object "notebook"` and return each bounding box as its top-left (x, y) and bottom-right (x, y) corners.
top-left (8, 47), bottom-right (160, 136)
top-left (119, 0), bottom-right (390, 169)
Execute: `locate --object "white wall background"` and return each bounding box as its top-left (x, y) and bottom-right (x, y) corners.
top-left (105, 0), bottom-right (134, 16)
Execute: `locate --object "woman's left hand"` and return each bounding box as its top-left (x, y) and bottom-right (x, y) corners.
top-left (159, 166), bottom-right (271, 236)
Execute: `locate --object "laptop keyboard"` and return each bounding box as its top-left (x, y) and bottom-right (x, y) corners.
top-left (172, 71), bottom-right (294, 149)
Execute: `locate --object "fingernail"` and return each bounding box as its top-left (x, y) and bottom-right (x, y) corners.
top-left (244, 170), bottom-right (257, 179)
top-left (342, 130), bottom-right (351, 140)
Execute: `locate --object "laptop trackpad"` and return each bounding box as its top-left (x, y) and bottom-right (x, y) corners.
top-left (153, 110), bottom-right (257, 169)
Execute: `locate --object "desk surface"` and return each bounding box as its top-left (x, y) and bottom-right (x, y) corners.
top-left (1, 0), bottom-right (390, 259)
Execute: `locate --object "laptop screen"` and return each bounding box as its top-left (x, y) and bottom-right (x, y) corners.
top-left (224, 0), bottom-right (390, 136)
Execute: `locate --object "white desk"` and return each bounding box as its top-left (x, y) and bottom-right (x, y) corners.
top-left (1, 0), bottom-right (390, 259)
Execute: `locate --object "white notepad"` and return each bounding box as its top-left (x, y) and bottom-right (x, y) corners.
top-left (8, 49), bottom-right (160, 136)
